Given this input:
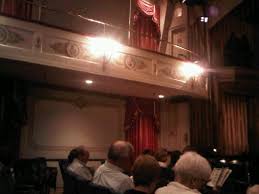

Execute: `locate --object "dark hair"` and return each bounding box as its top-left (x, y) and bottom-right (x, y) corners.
top-left (67, 148), bottom-right (80, 163)
top-left (169, 150), bottom-right (182, 168)
top-left (155, 148), bottom-right (168, 162)
top-left (142, 149), bottom-right (154, 156)
top-left (133, 155), bottom-right (160, 186)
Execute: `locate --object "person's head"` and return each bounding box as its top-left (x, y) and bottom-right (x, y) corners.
top-left (247, 185), bottom-right (259, 194)
top-left (68, 148), bottom-right (80, 164)
top-left (155, 148), bottom-right (168, 163)
top-left (108, 140), bottom-right (134, 173)
top-left (132, 155), bottom-right (160, 193)
top-left (142, 149), bottom-right (154, 156)
top-left (76, 145), bottom-right (90, 164)
top-left (169, 150), bottom-right (182, 168)
top-left (182, 145), bottom-right (198, 154)
top-left (174, 152), bottom-right (211, 190)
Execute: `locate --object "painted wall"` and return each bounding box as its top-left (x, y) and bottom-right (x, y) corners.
top-left (160, 101), bottom-right (190, 151)
top-left (20, 86), bottom-right (125, 187)
top-left (40, 0), bottom-right (130, 43)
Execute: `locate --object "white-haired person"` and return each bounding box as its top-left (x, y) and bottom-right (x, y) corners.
top-left (93, 140), bottom-right (135, 193)
top-left (125, 155), bottom-right (161, 194)
top-left (155, 152), bottom-right (212, 194)
top-left (247, 185), bottom-right (259, 194)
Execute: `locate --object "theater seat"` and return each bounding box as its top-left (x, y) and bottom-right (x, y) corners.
top-left (13, 158), bottom-right (49, 194)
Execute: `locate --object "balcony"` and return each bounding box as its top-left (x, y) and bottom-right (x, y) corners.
top-left (0, 10), bottom-right (208, 98)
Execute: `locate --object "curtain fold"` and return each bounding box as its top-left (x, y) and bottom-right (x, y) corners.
top-left (219, 94), bottom-right (249, 155)
top-left (124, 98), bottom-right (160, 157)
top-left (131, 0), bottom-right (160, 51)
top-left (1, 0), bottom-right (32, 19)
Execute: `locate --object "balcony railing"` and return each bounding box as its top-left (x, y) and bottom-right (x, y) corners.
top-left (0, 0), bottom-right (201, 61)
top-left (0, 1), bottom-right (208, 98)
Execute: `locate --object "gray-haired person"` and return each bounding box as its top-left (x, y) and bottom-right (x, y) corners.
top-left (156, 152), bottom-right (212, 194)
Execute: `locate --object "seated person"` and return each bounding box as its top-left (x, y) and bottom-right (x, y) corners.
top-left (67, 145), bottom-right (93, 181)
top-left (155, 148), bottom-right (174, 188)
top-left (125, 155), bottom-right (160, 194)
top-left (247, 185), bottom-right (259, 194)
top-left (155, 152), bottom-right (212, 194)
top-left (93, 140), bottom-right (134, 193)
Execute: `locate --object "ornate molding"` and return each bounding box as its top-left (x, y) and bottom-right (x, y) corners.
top-left (0, 25), bottom-right (24, 44)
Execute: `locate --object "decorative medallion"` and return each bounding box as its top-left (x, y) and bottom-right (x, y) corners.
top-left (125, 56), bottom-right (136, 70)
top-left (66, 42), bottom-right (80, 58)
top-left (0, 25), bottom-right (9, 44)
top-left (73, 96), bottom-right (88, 109)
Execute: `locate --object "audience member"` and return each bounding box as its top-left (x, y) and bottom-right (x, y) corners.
top-left (67, 148), bottom-right (80, 164)
top-left (142, 149), bottom-right (154, 156)
top-left (155, 152), bottom-right (212, 194)
top-left (93, 140), bottom-right (134, 193)
top-left (67, 145), bottom-right (93, 181)
top-left (168, 150), bottom-right (181, 169)
top-left (247, 185), bottom-right (259, 194)
top-left (155, 148), bottom-right (174, 189)
top-left (125, 155), bottom-right (160, 194)
top-left (182, 145), bottom-right (198, 154)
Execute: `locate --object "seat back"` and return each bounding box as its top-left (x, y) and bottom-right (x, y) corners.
top-left (59, 159), bottom-right (78, 194)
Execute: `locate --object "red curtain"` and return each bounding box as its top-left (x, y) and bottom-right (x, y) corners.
top-left (131, 0), bottom-right (160, 51)
top-left (124, 98), bottom-right (160, 157)
top-left (1, 0), bottom-right (32, 19)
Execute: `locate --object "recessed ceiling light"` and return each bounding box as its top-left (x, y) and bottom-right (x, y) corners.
top-left (85, 80), bottom-right (93, 85)
top-left (158, 95), bottom-right (165, 99)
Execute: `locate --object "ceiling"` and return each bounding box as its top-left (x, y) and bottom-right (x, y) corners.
top-left (0, 58), bottom-right (193, 99)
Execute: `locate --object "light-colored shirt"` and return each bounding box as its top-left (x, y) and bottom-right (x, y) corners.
top-left (93, 161), bottom-right (134, 193)
top-left (155, 181), bottom-right (201, 194)
top-left (67, 159), bottom-right (93, 181)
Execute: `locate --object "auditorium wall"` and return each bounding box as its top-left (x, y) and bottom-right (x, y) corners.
top-left (160, 101), bottom-right (190, 151)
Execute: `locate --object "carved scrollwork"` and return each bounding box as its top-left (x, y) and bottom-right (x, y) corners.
top-left (66, 42), bottom-right (80, 58)
top-left (50, 41), bottom-right (81, 58)
top-left (0, 26), bottom-right (9, 44)
top-left (124, 55), bottom-right (147, 71)
top-left (73, 96), bottom-right (88, 109)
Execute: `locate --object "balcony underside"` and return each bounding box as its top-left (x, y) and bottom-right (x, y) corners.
top-left (0, 16), bottom-right (208, 98)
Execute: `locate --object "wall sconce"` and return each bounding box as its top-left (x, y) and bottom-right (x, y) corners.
top-left (87, 37), bottom-right (122, 64)
top-left (179, 62), bottom-right (204, 79)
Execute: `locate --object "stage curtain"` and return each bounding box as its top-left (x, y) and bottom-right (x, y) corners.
top-left (131, 0), bottom-right (160, 51)
top-left (124, 97), bottom-right (160, 157)
top-left (219, 94), bottom-right (249, 155)
top-left (1, 0), bottom-right (32, 19)
top-left (190, 99), bottom-right (215, 151)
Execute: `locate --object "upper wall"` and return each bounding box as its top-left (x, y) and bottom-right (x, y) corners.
top-left (40, 0), bottom-right (130, 43)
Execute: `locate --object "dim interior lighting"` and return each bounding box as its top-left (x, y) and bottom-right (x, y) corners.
top-left (158, 95), bottom-right (165, 99)
top-left (200, 16), bottom-right (208, 23)
top-left (88, 37), bottom-right (122, 59)
top-left (179, 62), bottom-right (204, 79)
top-left (220, 159), bottom-right (226, 164)
top-left (85, 80), bottom-right (93, 85)
top-left (231, 160), bottom-right (239, 164)
top-left (213, 148), bottom-right (217, 152)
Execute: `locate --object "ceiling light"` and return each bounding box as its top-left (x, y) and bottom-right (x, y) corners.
top-left (200, 16), bottom-right (208, 23)
top-left (220, 159), bottom-right (226, 164)
top-left (213, 148), bottom-right (217, 152)
top-left (85, 80), bottom-right (93, 85)
top-left (179, 62), bottom-right (204, 79)
top-left (158, 95), bottom-right (165, 99)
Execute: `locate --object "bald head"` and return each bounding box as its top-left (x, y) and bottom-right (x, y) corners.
top-left (108, 140), bottom-right (134, 161)
top-left (107, 140), bottom-right (134, 173)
